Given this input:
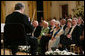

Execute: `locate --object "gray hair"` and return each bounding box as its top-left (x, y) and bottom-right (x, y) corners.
top-left (55, 21), bottom-right (60, 26)
top-left (72, 18), bottom-right (78, 22)
top-left (15, 3), bottom-right (25, 10)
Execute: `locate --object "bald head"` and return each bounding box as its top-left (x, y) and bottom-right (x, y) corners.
top-left (50, 19), bottom-right (56, 26)
top-left (32, 20), bottom-right (38, 27)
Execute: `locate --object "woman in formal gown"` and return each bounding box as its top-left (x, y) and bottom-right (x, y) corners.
top-left (48, 21), bottom-right (64, 51)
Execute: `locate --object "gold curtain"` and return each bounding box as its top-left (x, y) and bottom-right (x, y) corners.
top-left (1, 1), bottom-right (5, 23)
top-left (43, 1), bottom-right (51, 21)
top-left (28, 1), bottom-right (37, 21)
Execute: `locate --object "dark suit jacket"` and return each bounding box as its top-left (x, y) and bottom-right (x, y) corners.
top-left (48, 25), bottom-right (52, 34)
top-left (5, 12), bottom-right (34, 34)
top-left (60, 27), bottom-right (72, 45)
top-left (78, 24), bottom-right (84, 35)
top-left (34, 25), bottom-right (42, 38)
top-left (71, 25), bottom-right (81, 46)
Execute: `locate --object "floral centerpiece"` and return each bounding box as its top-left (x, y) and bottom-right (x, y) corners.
top-left (18, 45), bottom-right (30, 53)
top-left (45, 49), bottom-right (77, 55)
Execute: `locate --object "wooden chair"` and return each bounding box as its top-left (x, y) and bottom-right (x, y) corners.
top-left (70, 44), bottom-right (80, 54)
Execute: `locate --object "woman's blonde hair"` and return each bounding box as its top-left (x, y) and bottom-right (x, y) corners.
top-left (67, 19), bottom-right (72, 23)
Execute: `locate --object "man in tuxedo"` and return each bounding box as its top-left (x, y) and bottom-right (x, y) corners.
top-left (60, 19), bottom-right (67, 31)
top-left (77, 17), bottom-right (84, 51)
top-left (5, 3), bottom-right (38, 55)
top-left (32, 20), bottom-right (42, 38)
top-left (69, 18), bottom-right (81, 46)
top-left (77, 17), bottom-right (84, 36)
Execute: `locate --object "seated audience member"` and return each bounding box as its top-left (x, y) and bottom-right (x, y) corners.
top-left (45, 19), bottom-right (56, 51)
top-left (38, 19), bottom-right (56, 55)
top-left (39, 21), bottom-right (49, 37)
top-left (5, 3), bottom-right (38, 55)
top-left (35, 22), bottom-right (43, 39)
top-left (60, 19), bottom-right (66, 30)
top-left (77, 17), bottom-right (84, 36)
top-left (60, 19), bottom-right (72, 50)
top-left (77, 17), bottom-right (84, 52)
top-left (32, 20), bottom-right (40, 37)
top-left (39, 21), bottom-right (49, 55)
top-left (70, 18), bottom-right (81, 46)
top-left (49, 19), bottom-right (56, 35)
top-left (48, 21), bottom-right (64, 51)
top-left (80, 30), bottom-right (84, 53)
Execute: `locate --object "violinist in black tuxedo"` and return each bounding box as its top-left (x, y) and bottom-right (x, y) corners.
top-left (5, 3), bottom-right (37, 55)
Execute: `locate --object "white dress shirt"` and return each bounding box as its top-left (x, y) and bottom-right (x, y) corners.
top-left (69, 25), bottom-right (76, 40)
top-left (32, 27), bottom-right (36, 37)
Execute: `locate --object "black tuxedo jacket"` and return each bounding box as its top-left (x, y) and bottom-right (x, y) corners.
top-left (48, 25), bottom-right (52, 34)
top-left (71, 25), bottom-right (81, 46)
top-left (79, 24), bottom-right (84, 35)
top-left (5, 12), bottom-right (34, 34)
top-left (34, 25), bottom-right (42, 38)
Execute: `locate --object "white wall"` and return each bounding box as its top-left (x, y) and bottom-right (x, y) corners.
top-left (68, 1), bottom-right (76, 18)
top-left (51, 1), bottom-right (57, 19)
top-left (51, 1), bottom-right (77, 20)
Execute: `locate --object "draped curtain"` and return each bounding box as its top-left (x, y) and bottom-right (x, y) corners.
top-left (1, 1), bottom-right (5, 23)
